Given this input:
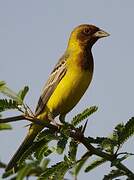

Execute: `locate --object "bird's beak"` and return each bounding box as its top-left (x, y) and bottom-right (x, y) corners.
top-left (93, 29), bottom-right (110, 38)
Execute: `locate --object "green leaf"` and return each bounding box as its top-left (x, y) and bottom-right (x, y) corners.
top-left (99, 138), bottom-right (116, 154)
top-left (0, 161), bottom-right (6, 168)
top-left (110, 117), bottom-right (134, 149)
top-left (0, 81), bottom-right (6, 87)
top-left (2, 169), bottom-right (15, 179)
top-left (52, 164), bottom-right (70, 180)
top-left (118, 154), bottom-right (131, 162)
top-left (19, 129), bottom-right (57, 166)
top-left (17, 86), bottom-right (29, 102)
top-left (19, 139), bottom-right (49, 165)
top-left (85, 158), bottom-right (107, 172)
top-left (34, 145), bottom-right (54, 161)
top-left (68, 139), bottom-right (78, 162)
top-left (74, 152), bottom-right (91, 176)
top-left (44, 148), bottom-right (54, 157)
top-left (40, 158), bottom-right (50, 170)
top-left (57, 134), bottom-right (68, 154)
top-left (34, 144), bottom-right (49, 160)
top-left (119, 117), bottom-right (134, 145)
top-left (0, 99), bottom-right (19, 112)
top-left (0, 123), bottom-right (12, 130)
top-left (71, 106), bottom-right (98, 126)
top-left (32, 129), bottom-right (58, 161)
top-left (0, 83), bottom-right (22, 104)
top-left (38, 160), bottom-right (71, 180)
top-left (103, 169), bottom-right (126, 180)
top-left (16, 163), bottom-right (35, 180)
top-left (36, 129), bottom-right (57, 141)
top-left (38, 162), bottom-right (64, 179)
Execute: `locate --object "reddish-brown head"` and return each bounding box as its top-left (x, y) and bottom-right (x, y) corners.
top-left (68, 24), bottom-right (109, 49)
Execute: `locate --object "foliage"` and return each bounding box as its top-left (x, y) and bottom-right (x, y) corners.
top-left (0, 81), bottom-right (23, 104)
top-left (112, 118), bottom-right (134, 146)
top-left (85, 158), bottom-right (107, 172)
top-left (0, 99), bottom-right (19, 112)
top-left (0, 82), bottom-right (134, 180)
top-left (0, 81), bottom-right (29, 113)
top-left (71, 106), bottom-right (98, 126)
top-left (0, 123), bottom-right (12, 130)
top-left (103, 169), bottom-right (126, 180)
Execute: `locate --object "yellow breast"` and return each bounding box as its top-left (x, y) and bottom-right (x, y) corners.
top-left (46, 59), bottom-right (93, 116)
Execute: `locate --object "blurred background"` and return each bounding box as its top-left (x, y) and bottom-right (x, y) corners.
top-left (0, 1), bottom-right (134, 179)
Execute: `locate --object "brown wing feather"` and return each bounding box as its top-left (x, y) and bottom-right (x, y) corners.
top-left (35, 54), bottom-right (68, 116)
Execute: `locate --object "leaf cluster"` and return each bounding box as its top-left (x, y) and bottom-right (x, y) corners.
top-left (0, 81), bottom-right (134, 180)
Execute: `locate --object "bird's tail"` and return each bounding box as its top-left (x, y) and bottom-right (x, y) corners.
top-left (5, 123), bottom-right (44, 171)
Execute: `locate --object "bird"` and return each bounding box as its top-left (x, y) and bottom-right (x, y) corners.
top-left (6, 24), bottom-right (109, 171)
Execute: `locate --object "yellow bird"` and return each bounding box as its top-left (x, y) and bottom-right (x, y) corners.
top-left (6, 24), bottom-right (109, 171)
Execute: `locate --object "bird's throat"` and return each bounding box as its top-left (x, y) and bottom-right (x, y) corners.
top-left (78, 49), bottom-right (94, 72)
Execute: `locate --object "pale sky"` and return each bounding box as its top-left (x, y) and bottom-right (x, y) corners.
top-left (0, 1), bottom-right (134, 179)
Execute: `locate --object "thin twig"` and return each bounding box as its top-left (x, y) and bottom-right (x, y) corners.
top-left (0, 115), bottom-right (25, 123)
top-left (0, 115), bottom-right (58, 131)
top-left (117, 152), bottom-right (134, 156)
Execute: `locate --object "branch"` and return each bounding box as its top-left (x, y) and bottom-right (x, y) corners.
top-left (0, 115), bottom-right (25, 123)
top-left (0, 115), bottom-right (57, 131)
top-left (70, 130), bottom-right (134, 179)
top-left (1, 115), bottom-right (134, 178)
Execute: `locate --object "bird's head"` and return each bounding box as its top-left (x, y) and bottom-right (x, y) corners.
top-left (68, 24), bottom-right (109, 50)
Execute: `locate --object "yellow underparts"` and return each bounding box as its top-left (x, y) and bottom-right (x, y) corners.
top-left (47, 67), bottom-right (92, 116)
top-left (38, 42), bottom-right (93, 120)
top-left (48, 57), bottom-right (92, 117)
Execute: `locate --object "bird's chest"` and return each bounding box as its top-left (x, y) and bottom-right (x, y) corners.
top-left (63, 68), bottom-right (92, 100)
top-left (47, 52), bottom-right (94, 115)
top-left (53, 67), bottom-right (93, 114)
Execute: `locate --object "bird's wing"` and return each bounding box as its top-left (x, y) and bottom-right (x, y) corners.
top-left (35, 54), bottom-right (68, 116)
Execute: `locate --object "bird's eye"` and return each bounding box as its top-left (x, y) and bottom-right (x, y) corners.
top-left (83, 28), bottom-right (91, 35)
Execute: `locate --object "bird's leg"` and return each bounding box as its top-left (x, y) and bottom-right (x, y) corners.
top-left (48, 112), bottom-right (60, 127)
